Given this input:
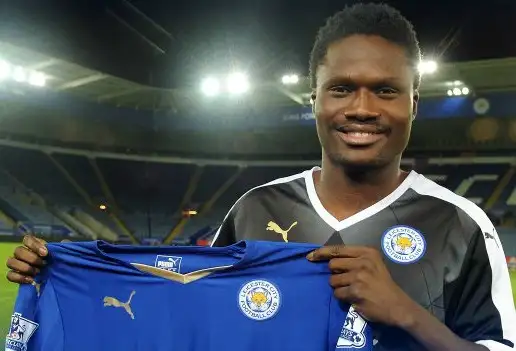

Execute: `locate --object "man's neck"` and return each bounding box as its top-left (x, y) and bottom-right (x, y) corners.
top-left (314, 156), bottom-right (407, 221)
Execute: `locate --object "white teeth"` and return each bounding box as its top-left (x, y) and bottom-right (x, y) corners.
top-left (348, 132), bottom-right (374, 137)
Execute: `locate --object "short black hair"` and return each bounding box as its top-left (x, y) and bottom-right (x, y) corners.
top-left (309, 3), bottom-right (422, 89)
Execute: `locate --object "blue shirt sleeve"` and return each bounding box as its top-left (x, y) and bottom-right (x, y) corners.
top-left (328, 297), bottom-right (373, 351)
top-left (5, 275), bottom-right (64, 351)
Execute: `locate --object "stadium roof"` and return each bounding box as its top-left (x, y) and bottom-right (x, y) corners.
top-left (3, 40), bottom-right (516, 112)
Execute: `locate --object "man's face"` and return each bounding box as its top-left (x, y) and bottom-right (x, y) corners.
top-left (313, 35), bottom-right (418, 170)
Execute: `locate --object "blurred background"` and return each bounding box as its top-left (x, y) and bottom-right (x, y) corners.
top-left (1, 0), bottom-right (516, 340)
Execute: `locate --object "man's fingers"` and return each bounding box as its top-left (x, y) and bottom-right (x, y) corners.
top-left (22, 235), bottom-right (48, 256)
top-left (307, 245), bottom-right (364, 261)
top-left (333, 286), bottom-right (354, 302)
top-left (307, 245), bottom-right (343, 261)
top-left (13, 246), bottom-right (46, 267)
top-left (6, 270), bottom-right (33, 284)
top-left (329, 257), bottom-right (377, 273)
top-left (329, 271), bottom-right (354, 287)
top-left (333, 284), bottom-right (366, 304)
top-left (34, 236), bottom-right (48, 246)
top-left (6, 256), bottom-right (40, 276)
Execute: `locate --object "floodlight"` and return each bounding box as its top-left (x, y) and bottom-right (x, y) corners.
top-left (226, 72), bottom-right (249, 94)
top-left (201, 77), bottom-right (220, 97)
top-left (418, 60), bottom-right (437, 75)
top-left (12, 66), bottom-right (27, 82)
top-left (447, 85), bottom-right (470, 96)
top-left (28, 71), bottom-right (46, 87)
top-left (282, 74), bottom-right (299, 85)
top-left (0, 60), bottom-right (9, 80)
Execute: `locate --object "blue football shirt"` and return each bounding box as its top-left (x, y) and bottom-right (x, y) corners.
top-left (6, 240), bottom-right (372, 351)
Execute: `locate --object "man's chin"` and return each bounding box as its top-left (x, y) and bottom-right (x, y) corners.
top-left (327, 150), bottom-right (388, 171)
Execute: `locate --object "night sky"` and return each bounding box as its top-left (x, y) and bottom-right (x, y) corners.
top-left (1, 0), bottom-right (514, 88)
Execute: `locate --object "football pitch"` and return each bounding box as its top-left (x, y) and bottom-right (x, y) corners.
top-left (0, 242), bottom-right (516, 342)
top-left (1, 243), bottom-right (20, 341)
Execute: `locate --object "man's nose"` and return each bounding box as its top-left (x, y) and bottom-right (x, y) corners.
top-left (344, 89), bottom-right (380, 120)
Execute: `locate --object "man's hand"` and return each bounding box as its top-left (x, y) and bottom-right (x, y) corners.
top-left (6, 235), bottom-right (48, 284)
top-left (307, 245), bottom-right (489, 351)
top-left (307, 245), bottom-right (418, 328)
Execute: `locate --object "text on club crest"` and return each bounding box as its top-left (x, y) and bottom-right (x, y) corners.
top-left (238, 280), bottom-right (281, 321)
top-left (381, 225), bottom-right (426, 264)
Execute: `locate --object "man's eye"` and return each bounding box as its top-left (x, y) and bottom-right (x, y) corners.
top-left (376, 87), bottom-right (398, 95)
top-left (330, 86), bottom-right (352, 94)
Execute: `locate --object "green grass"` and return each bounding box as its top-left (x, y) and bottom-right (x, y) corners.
top-left (512, 271), bottom-right (516, 302)
top-left (1, 243), bottom-right (20, 342)
top-left (0, 242), bottom-right (515, 342)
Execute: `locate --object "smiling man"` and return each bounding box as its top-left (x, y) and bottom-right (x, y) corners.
top-left (214, 4), bottom-right (516, 350)
top-left (6, 3), bottom-right (516, 350)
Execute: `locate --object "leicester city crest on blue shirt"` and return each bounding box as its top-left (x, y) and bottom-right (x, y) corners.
top-left (5, 313), bottom-right (39, 351)
top-left (238, 279), bottom-right (281, 321)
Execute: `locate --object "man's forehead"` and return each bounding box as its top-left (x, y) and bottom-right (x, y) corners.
top-left (320, 35), bottom-right (412, 81)
top-left (326, 35), bottom-right (408, 64)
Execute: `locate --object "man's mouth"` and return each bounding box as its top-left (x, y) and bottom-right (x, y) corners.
top-left (335, 126), bottom-right (386, 146)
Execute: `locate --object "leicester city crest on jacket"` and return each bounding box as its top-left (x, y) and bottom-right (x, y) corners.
top-left (381, 225), bottom-right (426, 264)
top-left (5, 313), bottom-right (39, 351)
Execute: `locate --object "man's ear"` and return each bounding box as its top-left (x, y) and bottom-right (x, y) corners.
top-left (311, 91), bottom-right (316, 113)
top-left (412, 90), bottom-right (419, 120)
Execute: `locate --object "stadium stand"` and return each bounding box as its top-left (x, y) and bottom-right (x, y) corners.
top-left (0, 144), bottom-right (516, 257)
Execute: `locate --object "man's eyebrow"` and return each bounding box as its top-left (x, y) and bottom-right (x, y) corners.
top-left (321, 75), bottom-right (405, 87)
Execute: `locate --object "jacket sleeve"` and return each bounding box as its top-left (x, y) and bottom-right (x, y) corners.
top-left (448, 224), bottom-right (516, 350)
